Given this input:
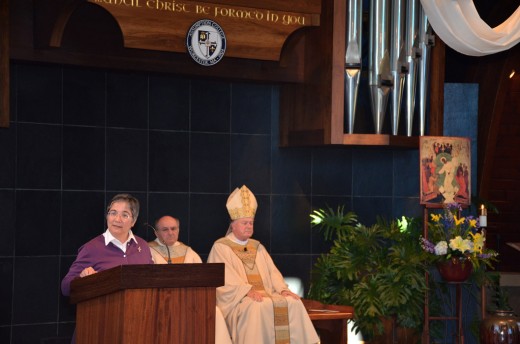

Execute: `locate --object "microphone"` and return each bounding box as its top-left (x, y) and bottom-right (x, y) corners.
top-left (144, 223), bottom-right (171, 264)
top-left (244, 247), bottom-right (247, 252)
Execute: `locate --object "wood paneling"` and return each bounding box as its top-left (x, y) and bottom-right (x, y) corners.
top-left (71, 264), bottom-right (224, 344)
top-left (80, 0), bottom-right (320, 61)
top-left (464, 42), bottom-right (520, 272)
top-left (428, 39), bottom-right (445, 136)
top-left (70, 263), bottom-right (224, 303)
top-left (11, 0), bottom-right (309, 83)
top-left (279, 0), bottom-right (344, 146)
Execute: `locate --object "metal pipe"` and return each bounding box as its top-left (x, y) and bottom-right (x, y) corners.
top-left (404, 0), bottom-right (420, 136)
top-left (417, 4), bottom-right (434, 136)
top-left (369, 0), bottom-right (392, 134)
top-left (345, 0), bottom-right (363, 134)
top-left (389, 0), bottom-right (408, 135)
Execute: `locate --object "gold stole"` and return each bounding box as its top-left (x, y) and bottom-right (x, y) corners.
top-left (218, 238), bottom-right (290, 344)
top-left (148, 241), bottom-right (188, 264)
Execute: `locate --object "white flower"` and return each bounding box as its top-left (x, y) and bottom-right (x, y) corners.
top-left (434, 241), bottom-right (448, 255)
top-left (449, 236), bottom-right (472, 253)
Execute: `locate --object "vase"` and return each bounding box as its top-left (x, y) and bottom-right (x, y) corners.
top-left (437, 258), bottom-right (473, 282)
top-left (480, 310), bottom-right (520, 344)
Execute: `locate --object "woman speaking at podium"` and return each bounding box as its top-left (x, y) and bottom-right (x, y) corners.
top-left (61, 193), bottom-right (153, 296)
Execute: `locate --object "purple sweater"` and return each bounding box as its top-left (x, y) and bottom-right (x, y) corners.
top-left (61, 234), bottom-right (153, 296)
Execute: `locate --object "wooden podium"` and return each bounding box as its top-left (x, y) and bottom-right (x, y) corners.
top-left (70, 264), bottom-right (224, 344)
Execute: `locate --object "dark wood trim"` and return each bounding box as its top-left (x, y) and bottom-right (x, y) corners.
top-left (279, 0), bottom-right (346, 147)
top-left (476, 51), bottom-right (511, 199)
top-left (47, 0), bottom-right (83, 47)
top-left (342, 134), bottom-right (418, 147)
top-left (13, 0), bottom-right (309, 84)
top-left (0, 0), bottom-right (9, 128)
top-left (428, 37), bottom-right (445, 136)
top-left (10, 47), bottom-right (305, 84)
top-left (70, 263), bottom-right (224, 304)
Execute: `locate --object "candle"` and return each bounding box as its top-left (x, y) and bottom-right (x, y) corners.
top-left (479, 204), bottom-right (487, 228)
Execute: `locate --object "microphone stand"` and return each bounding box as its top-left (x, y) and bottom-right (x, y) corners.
top-left (144, 223), bottom-right (172, 264)
top-left (164, 242), bottom-right (172, 264)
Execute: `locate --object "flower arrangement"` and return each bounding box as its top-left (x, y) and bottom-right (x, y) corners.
top-left (420, 203), bottom-right (498, 272)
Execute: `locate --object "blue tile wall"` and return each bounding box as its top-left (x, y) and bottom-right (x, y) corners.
top-left (12, 257), bottom-right (60, 323)
top-left (0, 62), bottom-right (423, 342)
top-left (0, 123), bottom-right (15, 188)
top-left (63, 126), bottom-right (105, 190)
top-left (149, 76), bottom-right (190, 131)
top-left (61, 191), bottom-right (106, 255)
top-left (17, 64), bottom-right (62, 124)
top-left (17, 123), bottom-right (61, 189)
top-left (231, 83), bottom-right (272, 134)
top-left (106, 128), bottom-right (148, 191)
top-left (0, 191), bottom-right (15, 256)
top-left (444, 83), bottom-right (479, 195)
top-left (15, 191), bottom-right (61, 256)
top-left (0, 258), bottom-right (13, 326)
top-left (149, 130), bottom-right (190, 192)
top-left (191, 79), bottom-right (231, 132)
top-left (106, 72), bottom-right (148, 129)
top-left (352, 148), bottom-right (394, 196)
top-left (230, 134), bottom-right (271, 192)
top-left (190, 133), bottom-right (230, 193)
top-left (63, 66), bottom-right (106, 127)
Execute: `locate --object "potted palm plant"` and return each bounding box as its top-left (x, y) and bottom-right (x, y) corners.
top-left (308, 205), bottom-right (428, 342)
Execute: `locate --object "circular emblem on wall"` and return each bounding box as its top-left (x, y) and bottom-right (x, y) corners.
top-left (186, 19), bottom-right (227, 66)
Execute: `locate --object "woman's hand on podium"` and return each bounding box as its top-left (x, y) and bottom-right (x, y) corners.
top-left (79, 266), bottom-right (97, 277)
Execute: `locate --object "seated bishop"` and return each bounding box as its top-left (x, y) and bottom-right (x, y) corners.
top-left (207, 185), bottom-right (320, 344)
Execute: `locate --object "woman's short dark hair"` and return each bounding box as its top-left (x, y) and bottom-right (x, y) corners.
top-left (107, 193), bottom-right (140, 220)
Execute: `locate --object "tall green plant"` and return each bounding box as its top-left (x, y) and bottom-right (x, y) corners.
top-left (309, 206), bottom-right (428, 340)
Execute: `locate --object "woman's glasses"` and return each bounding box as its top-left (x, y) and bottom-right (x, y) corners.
top-left (107, 210), bottom-right (132, 221)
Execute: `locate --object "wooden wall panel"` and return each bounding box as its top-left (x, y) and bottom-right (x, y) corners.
top-left (475, 45), bottom-right (520, 272)
top-left (11, 0), bottom-right (308, 83)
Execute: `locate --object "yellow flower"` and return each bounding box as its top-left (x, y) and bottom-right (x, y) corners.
top-left (470, 232), bottom-right (485, 254)
top-left (468, 218), bottom-right (477, 228)
top-left (454, 216), bottom-right (465, 226)
top-left (449, 236), bottom-right (472, 253)
top-left (430, 213), bottom-right (442, 222)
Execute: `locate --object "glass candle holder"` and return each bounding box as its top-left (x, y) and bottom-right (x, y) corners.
top-left (479, 204), bottom-right (487, 228)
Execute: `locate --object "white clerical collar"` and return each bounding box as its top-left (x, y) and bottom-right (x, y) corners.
top-left (154, 238), bottom-right (180, 248)
top-left (103, 228), bottom-right (137, 252)
top-left (227, 233), bottom-right (248, 245)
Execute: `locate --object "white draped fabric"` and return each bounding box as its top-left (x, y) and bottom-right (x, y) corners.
top-left (420, 0), bottom-right (520, 56)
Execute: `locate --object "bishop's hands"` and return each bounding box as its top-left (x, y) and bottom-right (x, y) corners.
top-left (246, 288), bottom-right (300, 302)
top-left (246, 289), bottom-right (263, 302)
top-left (281, 289), bottom-right (300, 300)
